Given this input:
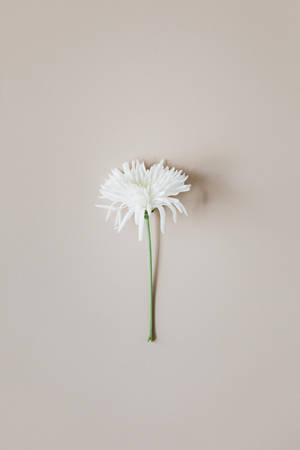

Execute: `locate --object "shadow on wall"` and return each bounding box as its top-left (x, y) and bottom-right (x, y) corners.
top-left (175, 165), bottom-right (233, 217)
top-left (143, 156), bottom-right (233, 217)
top-left (148, 156), bottom-right (234, 340)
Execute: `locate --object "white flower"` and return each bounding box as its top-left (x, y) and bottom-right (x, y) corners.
top-left (96, 160), bottom-right (191, 241)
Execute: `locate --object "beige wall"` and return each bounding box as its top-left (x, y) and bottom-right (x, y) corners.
top-left (1, 1), bottom-right (300, 449)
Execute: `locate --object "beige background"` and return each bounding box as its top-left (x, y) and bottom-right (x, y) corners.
top-left (1, 1), bottom-right (300, 449)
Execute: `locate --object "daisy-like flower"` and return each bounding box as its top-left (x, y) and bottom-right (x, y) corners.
top-left (96, 160), bottom-right (191, 240)
top-left (96, 160), bottom-right (191, 342)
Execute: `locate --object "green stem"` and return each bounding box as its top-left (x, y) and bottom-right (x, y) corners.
top-left (144, 211), bottom-right (153, 342)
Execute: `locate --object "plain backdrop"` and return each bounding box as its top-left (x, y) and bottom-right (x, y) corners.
top-left (1, 1), bottom-right (300, 449)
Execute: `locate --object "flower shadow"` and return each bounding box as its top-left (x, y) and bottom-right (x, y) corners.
top-left (145, 157), bottom-right (232, 341)
top-left (165, 159), bottom-right (233, 217)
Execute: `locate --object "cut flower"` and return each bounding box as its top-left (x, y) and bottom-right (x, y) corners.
top-left (96, 160), bottom-right (191, 241)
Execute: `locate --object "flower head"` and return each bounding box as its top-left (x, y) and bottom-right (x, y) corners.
top-left (96, 160), bottom-right (191, 240)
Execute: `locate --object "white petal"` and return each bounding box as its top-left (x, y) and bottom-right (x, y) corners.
top-left (122, 161), bottom-right (130, 174)
top-left (114, 208), bottom-right (122, 228)
top-left (118, 210), bottom-right (133, 232)
top-left (158, 206), bottom-right (166, 233)
top-left (138, 210), bottom-right (145, 241)
top-left (165, 201), bottom-right (177, 223)
top-left (170, 198), bottom-right (187, 214)
top-left (134, 208), bottom-right (140, 225)
top-left (105, 207), bottom-right (113, 221)
top-left (179, 201), bottom-right (188, 215)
